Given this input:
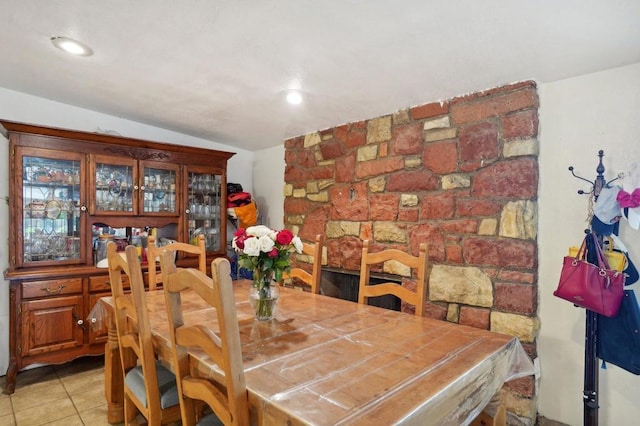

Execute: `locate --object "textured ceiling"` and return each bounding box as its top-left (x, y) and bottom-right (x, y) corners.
top-left (1, 1), bottom-right (639, 151)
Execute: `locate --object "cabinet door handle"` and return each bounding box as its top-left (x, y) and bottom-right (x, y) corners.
top-left (80, 205), bottom-right (87, 212)
top-left (73, 312), bottom-right (85, 329)
top-left (42, 285), bottom-right (66, 294)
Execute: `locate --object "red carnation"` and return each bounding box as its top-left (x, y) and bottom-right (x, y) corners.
top-left (268, 248), bottom-right (278, 258)
top-left (235, 235), bottom-right (247, 249)
top-left (234, 228), bottom-right (247, 238)
top-left (276, 229), bottom-right (293, 245)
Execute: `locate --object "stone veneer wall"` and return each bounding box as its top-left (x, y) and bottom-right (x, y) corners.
top-left (283, 81), bottom-right (540, 424)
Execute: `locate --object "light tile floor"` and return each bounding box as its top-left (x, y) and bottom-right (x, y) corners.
top-left (0, 356), bottom-right (121, 426)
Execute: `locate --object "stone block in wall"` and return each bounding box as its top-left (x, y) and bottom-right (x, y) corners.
top-left (368, 176), bottom-right (386, 192)
top-left (491, 312), bottom-right (539, 343)
top-left (502, 389), bottom-right (537, 424)
top-left (424, 127), bottom-right (457, 142)
top-left (401, 194), bottom-right (419, 207)
top-left (459, 121), bottom-right (499, 163)
top-left (370, 194), bottom-right (399, 220)
top-left (307, 191), bottom-right (329, 202)
top-left (503, 138), bottom-right (538, 158)
top-left (459, 306), bottom-right (491, 329)
top-left (320, 138), bottom-right (346, 160)
top-left (494, 282), bottom-right (537, 315)
top-left (423, 140), bottom-right (458, 174)
top-left (391, 122), bottom-right (423, 155)
top-left (410, 101), bottom-right (449, 120)
top-left (423, 115), bottom-right (451, 131)
top-left (329, 182), bottom-right (369, 220)
top-left (404, 155), bottom-right (422, 168)
top-left (429, 265), bottom-right (493, 307)
top-left (304, 132), bottom-right (322, 147)
top-left (357, 145), bottom-right (378, 161)
top-left (446, 303), bottom-right (460, 322)
top-left (392, 108), bottom-right (410, 125)
top-left (387, 169), bottom-right (440, 191)
top-left (355, 156), bottom-right (404, 179)
top-left (367, 116), bottom-right (392, 143)
top-left (442, 173), bottom-right (471, 190)
top-left (501, 109), bottom-right (539, 139)
top-left (478, 218), bottom-right (498, 235)
top-left (499, 200), bottom-right (537, 240)
top-left (373, 221), bottom-right (407, 243)
top-left (472, 158), bottom-right (538, 198)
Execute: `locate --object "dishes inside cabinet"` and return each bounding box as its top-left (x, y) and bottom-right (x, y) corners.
top-left (28, 201), bottom-right (46, 218)
top-left (45, 200), bottom-right (62, 219)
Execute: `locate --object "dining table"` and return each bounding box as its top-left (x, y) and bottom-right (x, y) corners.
top-left (89, 279), bottom-right (535, 426)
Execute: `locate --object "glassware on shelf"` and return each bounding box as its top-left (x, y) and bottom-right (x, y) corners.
top-left (22, 155), bottom-right (82, 264)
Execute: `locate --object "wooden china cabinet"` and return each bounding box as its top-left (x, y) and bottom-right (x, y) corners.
top-left (1, 120), bottom-right (234, 393)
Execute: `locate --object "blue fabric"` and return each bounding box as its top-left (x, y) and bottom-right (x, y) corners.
top-left (197, 413), bottom-right (224, 426)
top-left (598, 290), bottom-right (640, 375)
top-left (124, 362), bottom-right (179, 409)
top-left (229, 254), bottom-right (253, 280)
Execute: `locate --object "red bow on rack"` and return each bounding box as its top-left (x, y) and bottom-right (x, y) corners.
top-left (616, 188), bottom-right (640, 208)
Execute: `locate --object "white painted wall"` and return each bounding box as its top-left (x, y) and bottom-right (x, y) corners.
top-left (0, 87), bottom-right (254, 377)
top-left (538, 62), bottom-right (640, 425)
top-left (252, 145), bottom-right (285, 230)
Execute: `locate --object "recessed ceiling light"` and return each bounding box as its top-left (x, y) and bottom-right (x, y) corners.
top-left (286, 90), bottom-right (303, 105)
top-left (50, 36), bottom-right (93, 57)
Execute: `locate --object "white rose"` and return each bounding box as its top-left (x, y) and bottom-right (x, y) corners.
top-left (242, 237), bottom-right (261, 256)
top-left (292, 236), bottom-right (303, 253)
top-left (246, 225), bottom-right (272, 238)
top-left (258, 235), bottom-right (275, 253)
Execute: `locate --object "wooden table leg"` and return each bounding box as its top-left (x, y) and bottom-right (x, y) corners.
top-left (104, 324), bottom-right (124, 424)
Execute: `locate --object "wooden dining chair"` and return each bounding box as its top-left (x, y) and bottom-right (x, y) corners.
top-left (160, 253), bottom-right (249, 426)
top-left (358, 240), bottom-right (428, 316)
top-left (281, 234), bottom-right (324, 294)
top-left (147, 234), bottom-right (206, 290)
top-left (106, 242), bottom-right (182, 425)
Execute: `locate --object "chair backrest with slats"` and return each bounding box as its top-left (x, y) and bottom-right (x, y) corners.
top-left (358, 240), bottom-right (428, 316)
top-left (160, 253), bottom-right (249, 426)
top-left (281, 234), bottom-right (324, 294)
top-left (147, 234), bottom-right (206, 290)
top-left (107, 242), bottom-right (178, 424)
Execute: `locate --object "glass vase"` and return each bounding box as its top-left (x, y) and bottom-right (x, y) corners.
top-left (249, 271), bottom-right (280, 321)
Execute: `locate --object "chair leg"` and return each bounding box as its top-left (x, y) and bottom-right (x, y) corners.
top-left (124, 395), bottom-right (138, 425)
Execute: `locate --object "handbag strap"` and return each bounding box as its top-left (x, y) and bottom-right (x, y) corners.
top-left (591, 233), bottom-right (612, 270)
top-left (576, 235), bottom-right (589, 260)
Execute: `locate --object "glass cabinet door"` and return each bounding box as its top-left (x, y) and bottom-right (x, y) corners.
top-left (185, 169), bottom-right (223, 252)
top-left (91, 155), bottom-right (137, 215)
top-left (19, 148), bottom-right (86, 267)
top-left (140, 161), bottom-right (179, 215)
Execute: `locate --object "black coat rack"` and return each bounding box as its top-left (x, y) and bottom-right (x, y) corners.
top-left (568, 150), bottom-right (620, 426)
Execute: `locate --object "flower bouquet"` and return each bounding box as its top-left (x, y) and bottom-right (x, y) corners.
top-left (232, 225), bottom-right (303, 320)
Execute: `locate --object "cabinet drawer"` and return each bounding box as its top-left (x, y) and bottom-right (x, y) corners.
top-left (22, 278), bottom-right (83, 299)
top-left (90, 275), bottom-right (130, 292)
